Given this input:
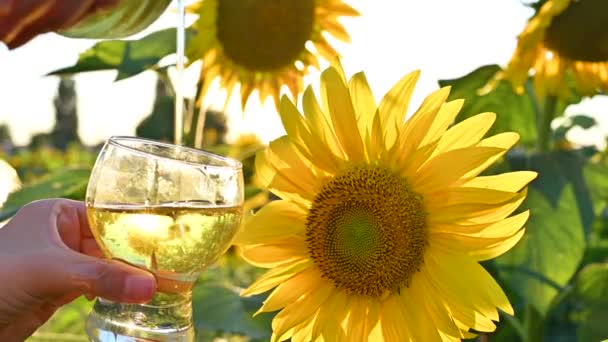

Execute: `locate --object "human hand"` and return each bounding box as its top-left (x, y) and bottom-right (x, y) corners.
top-left (0, 199), bottom-right (156, 341)
top-left (0, 0), bottom-right (117, 49)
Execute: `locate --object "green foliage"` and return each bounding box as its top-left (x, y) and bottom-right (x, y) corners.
top-left (573, 263), bottom-right (608, 341)
top-left (48, 28), bottom-right (194, 81)
top-left (439, 65), bottom-right (538, 147)
top-left (193, 253), bottom-right (272, 341)
top-left (553, 115), bottom-right (598, 142)
top-left (0, 168), bottom-right (91, 221)
top-left (495, 185), bottom-right (585, 316)
top-left (28, 297), bottom-right (91, 341)
top-left (443, 63), bottom-right (607, 341)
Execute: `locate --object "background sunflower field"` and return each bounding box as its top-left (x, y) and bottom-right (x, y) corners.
top-left (1, 0), bottom-right (607, 341)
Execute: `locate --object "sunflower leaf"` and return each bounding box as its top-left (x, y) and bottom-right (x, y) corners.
top-left (494, 185), bottom-right (585, 316)
top-left (192, 281), bottom-right (273, 340)
top-left (577, 305), bottom-right (608, 342)
top-left (508, 149), bottom-right (596, 237)
top-left (0, 168), bottom-right (90, 221)
top-left (29, 296), bottom-right (92, 341)
top-left (48, 28), bottom-right (195, 81)
top-left (438, 65), bottom-right (537, 147)
top-left (553, 115), bottom-right (598, 142)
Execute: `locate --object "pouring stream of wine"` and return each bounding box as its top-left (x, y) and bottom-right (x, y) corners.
top-left (174, 0), bottom-right (186, 145)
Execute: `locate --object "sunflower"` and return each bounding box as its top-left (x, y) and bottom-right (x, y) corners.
top-left (485, 0), bottom-right (608, 100)
top-left (233, 64), bottom-right (537, 341)
top-left (186, 0), bottom-right (358, 110)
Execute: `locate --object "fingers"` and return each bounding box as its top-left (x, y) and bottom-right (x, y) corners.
top-left (0, 310), bottom-right (51, 342)
top-left (82, 238), bottom-right (104, 258)
top-left (55, 253), bottom-right (156, 303)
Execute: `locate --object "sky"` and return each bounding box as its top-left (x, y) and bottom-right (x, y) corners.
top-left (0, 0), bottom-right (607, 148)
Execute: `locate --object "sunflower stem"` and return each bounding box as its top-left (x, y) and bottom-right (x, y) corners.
top-left (537, 95), bottom-right (558, 152)
top-left (523, 304), bottom-right (544, 342)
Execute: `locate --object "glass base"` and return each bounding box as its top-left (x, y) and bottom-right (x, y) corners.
top-left (86, 292), bottom-right (194, 342)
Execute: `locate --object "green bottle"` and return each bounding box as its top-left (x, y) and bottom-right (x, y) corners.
top-left (59, 0), bottom-right (172, 39)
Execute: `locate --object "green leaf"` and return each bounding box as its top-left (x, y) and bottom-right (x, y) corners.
top-left (574, 263), bottom-right (608, 307)
top-left (509, 150), bottom-right (595, 236)
top-left (438, 65), bottom-right (537, 147)
top-left (584, 159), bottom-right (608, 215)
top-left (192, 282), bottom-right (273, 340)
top-left (554, 115), bottom-right (598, 141)
top-left (570, 115), bottom-right (597, 129)
top-left (28, 296), bottom-right (92, 341)
top-left (495, 185), bottom-right (585, 316)
top-left (0, 168), bottom-right (90, 221)
top-left (578, 305), bottom-right (608, 342)
top-left (48, 28), bottom-right (193, 81)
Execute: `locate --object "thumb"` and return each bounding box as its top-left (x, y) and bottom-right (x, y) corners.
top-left (25, 250), bottom-right (156, 303)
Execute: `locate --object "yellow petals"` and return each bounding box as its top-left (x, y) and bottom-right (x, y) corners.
top-left (272, 279), bottom-right (335, 342)
top-left (463, 132), bottom-right (520, 179)
top-left (242, 65), bottom-right (529, 341)
top-left (430, 210), bottom-right (530, 238)
top-left (395, 87), bottom-right (452, 165)
top-left (233, 200), bottom-right (306, 245)
top-left (240, 236), bottom-right (309, 268)
top-left (256, 137), bottom-right (319, 202)
top-left (242, 259), bottom-right (313, 296)
top-left (410, 274), bottom-right (464, 339)
top-left (428, 188), bottom-right (527, 224)
top-left (302, 86), bottom-right (344, 159)
top-left (414, 147), bottom-right (507, 194)
top-left (378, 70), bottom-right (420, 147)
top-left (464, 171), bottom-right (537, 192)
top-left (433, 112), bottom-right (496, 157)
top-left (430, 249), bottom-right (514, 317)
top-left (345, 296), bottom-right (380, 341)
top-left (380, 296), bottom-right (413, 341)
top-left (258, 267), bottom-right (324, 314)
top-left (425, 187), bottom-right (520, 210)
top-left (421, 99), bottom-right (465, 147)
top-left (312, 290), bottom-right (349, 341)
top-left (349, 71), bottom-right (377, 139)
top-left (321, 67), bottom-right (366, 163)
top-left (188, 0), bottom-right (357, 110)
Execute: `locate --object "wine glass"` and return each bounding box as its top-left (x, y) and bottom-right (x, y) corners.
top-left (84, 136), bottom-right (244, 341)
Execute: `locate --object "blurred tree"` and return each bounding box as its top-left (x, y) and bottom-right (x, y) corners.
top-left (136, 75), bottom-right (175, 142)
top-left (136, 73), bottom-right (228, 148)
top-left (0, 124), bottom-right (15, 153)
top-left (30, 77), bottom-right (81, 150)
top-left (51, 77), bottom-right (80, 149)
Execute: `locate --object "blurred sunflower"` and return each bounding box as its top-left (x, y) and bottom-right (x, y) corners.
top-left (234, 65), bottom-right (537, 341)
top-left (187, 0), bottom-right (358, 109)
top-left (486, 0), bottom-right (608, 100)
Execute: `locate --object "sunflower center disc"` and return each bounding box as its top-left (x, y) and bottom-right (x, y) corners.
top-left (544, 0), bottom-right (608, 61)
top-left (216, 0), bottom-right (315, 71)
top-left (305, 167), bottom-right (427, 297)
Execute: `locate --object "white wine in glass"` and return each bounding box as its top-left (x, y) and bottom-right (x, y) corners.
top-left (85, 136), bottom-right (244, 341)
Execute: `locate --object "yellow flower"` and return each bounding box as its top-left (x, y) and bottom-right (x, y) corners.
top-left (233, 64), bottom-right (537, 341)
top-left (486, 0), bottom-right (608, 100)
top-left (187, 0), bottom-right (358, 109)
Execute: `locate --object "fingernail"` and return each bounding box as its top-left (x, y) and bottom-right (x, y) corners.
top-left (124, 275), bottom-right (156, 302)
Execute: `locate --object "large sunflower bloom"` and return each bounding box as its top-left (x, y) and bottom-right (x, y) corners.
top-left (486, 0), bottom-right (608, 100)
top-left (233, 65), bottom-right (537, 341)
top-left (187, 0), bottom-right (358, 109)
